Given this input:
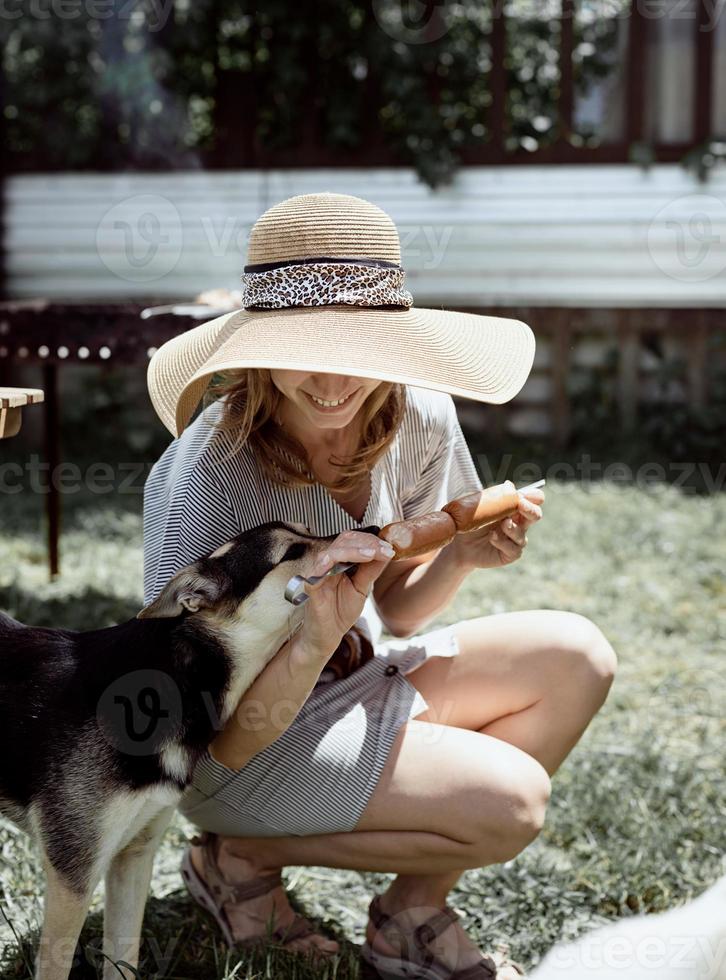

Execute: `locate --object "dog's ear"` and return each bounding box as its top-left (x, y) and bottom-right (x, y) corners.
top-left (137, 565), bottom-right (222, 619)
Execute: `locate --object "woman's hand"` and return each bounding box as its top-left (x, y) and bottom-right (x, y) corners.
top-left (293, 530), bottom-right (395, 662)
top-left (449, 483), bottom-right (545, 571)
top-left (212, 531), bottom-right (393, 770)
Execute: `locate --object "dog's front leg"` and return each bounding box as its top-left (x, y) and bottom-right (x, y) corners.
top-left (35, 863), bottom-right (96, 980)
top-left (101, 805), bottom-right (175, 980)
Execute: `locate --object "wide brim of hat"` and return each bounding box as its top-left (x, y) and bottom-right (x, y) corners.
top-left (148, 305), bottom-right (536, 437)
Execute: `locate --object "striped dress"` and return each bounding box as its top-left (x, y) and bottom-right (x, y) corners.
top-left (143, 385), bottom-right (483, 837)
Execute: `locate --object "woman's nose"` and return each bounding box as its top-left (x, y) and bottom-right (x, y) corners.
top-left (309, 374), bottom-right (350, 396)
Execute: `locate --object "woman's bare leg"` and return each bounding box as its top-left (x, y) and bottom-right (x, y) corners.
top-left (191, 719), bottom-right (546, 956)
top-left (411, 609), bottom-right (618, 775)
top-left (350, 609), bottom-right (616, 973)
top-left (193, 610), bottom-right (616, 968)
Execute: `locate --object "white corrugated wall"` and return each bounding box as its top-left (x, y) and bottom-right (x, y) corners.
top-left (5, 164), bottom-right (726, 306)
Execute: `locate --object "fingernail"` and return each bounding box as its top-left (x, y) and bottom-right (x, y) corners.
top-left (361, 547), bottom-right (376, 557)
top-left (380, 543), bottom-right (395, 557)
top-left (314, 554), bottom-right (330, 574)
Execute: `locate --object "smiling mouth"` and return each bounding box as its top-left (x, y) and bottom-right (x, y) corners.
top-left (305, 390), bottom-right (358, 409)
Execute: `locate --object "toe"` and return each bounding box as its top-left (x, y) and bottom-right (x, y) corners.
top-left (309, 935), bottom-right (340, 956)
top-left (285, 934), bottom-right (339, 958)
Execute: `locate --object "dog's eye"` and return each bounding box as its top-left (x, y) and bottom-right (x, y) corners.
top-left (281, 542), bottom-right (307, 562)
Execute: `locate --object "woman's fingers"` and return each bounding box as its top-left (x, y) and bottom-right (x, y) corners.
top-left (501, 516), bottom-right (527, 545)
top-left (306, 532), bottom-right (393, 600)
top-left (490, 527), bottom-right (524, 561)
top-left (516, 494), bottom-right (543, 525)
top-left (352, 549), bottom-right (394, 589)
top-left (302, 538), bottom-right (392, 645)
top-left (310, 532), bottom-right (393, 577)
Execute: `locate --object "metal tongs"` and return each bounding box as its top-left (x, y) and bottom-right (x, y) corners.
top-left (284, 479), bottom-right (546, 607)
top-left (284, 561), bottom-right (359, 607)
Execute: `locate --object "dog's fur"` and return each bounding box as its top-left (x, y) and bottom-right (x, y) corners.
top-left (0, 520), bottom-right (330, 980)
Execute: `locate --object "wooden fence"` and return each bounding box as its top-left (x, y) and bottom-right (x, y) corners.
top-left (2, 163), bottom-right (725, 447)
top-left (1, 298), bottom-right (722, 578)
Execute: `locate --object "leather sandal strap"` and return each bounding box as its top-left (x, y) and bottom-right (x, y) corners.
top-left (413, 906), bottom-right (460, 949)
top-left (454, 960), bottom-right (499, 979)
top-left (219, 870), bottom-right (283, 904)
top-left (368, 894), bottom-right (392, 931)
top-left (367, 895), bottom-right (515, 979)
top-left (196, 832), bottom-right (283, 905)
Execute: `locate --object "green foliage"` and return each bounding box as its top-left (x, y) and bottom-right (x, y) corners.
top-left (566, 344), bottom-right (726, 480)
top-left (639, 365), bottom-right (726, 470)
top-left (3, 0), bottom-right (626, 186)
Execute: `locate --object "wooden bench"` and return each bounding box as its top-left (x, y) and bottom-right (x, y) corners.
top-left (0, 387), bottom-right (44, 439)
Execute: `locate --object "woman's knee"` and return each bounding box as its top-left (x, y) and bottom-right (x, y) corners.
top-left (467, 751), bottom-right (552, 864)
top-left (554, 612), bottom-right (618, 697)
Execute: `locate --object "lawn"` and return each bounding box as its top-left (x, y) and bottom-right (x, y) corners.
top-left (1, 474), bottom-right (725, 979)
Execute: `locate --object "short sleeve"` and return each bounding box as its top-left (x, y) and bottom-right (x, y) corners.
top-left (142, 455), bottom-right (250, 606)
top-left (401, 395), bottom-right (483, 519)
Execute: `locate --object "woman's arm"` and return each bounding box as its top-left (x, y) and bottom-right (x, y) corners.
top-left (374, 488), bottom-right (545, 638)
top-left (209, 632), bottom-right (336, 769)
top-left (209, 529), bottom-right (394, 770)
top-left (372, 545), bottom-right (470, 639)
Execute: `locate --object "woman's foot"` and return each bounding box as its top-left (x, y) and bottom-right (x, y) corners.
top-left (187, 835), bottom-right (339, 958)
top-left (364, 889), bottom-right (523, 978)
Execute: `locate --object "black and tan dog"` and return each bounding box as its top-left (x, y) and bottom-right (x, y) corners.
top-left (0, 521), bottom-right (331, 980)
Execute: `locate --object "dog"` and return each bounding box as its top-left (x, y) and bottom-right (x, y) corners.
top-left (0, 520), bottom-right (334, 980)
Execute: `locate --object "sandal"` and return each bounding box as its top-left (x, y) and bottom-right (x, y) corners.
top-left (361, 894), bottom-right (525, 979)
top-left (180, 831), bottom-right (334, 954)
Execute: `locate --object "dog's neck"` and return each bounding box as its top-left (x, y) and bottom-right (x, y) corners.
top-left (191, 609), bottom-right (299, 728)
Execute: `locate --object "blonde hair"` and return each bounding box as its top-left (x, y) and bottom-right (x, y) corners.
top-left (208, 369), bottom-right (406, 494)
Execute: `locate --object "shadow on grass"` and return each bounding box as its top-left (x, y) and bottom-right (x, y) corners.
top-left (1, 892), bottom-right (363, 980)
top-left (0, 584), bottom-right (141, 631)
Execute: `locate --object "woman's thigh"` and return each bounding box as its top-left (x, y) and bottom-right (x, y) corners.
top-left (408, 609), bottom-right (617, 733)
top-left (355, 716), bottom-right (550, 855)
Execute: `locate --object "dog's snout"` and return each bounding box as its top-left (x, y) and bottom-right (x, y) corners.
top-left (319, 524), bottom-right (380, 544)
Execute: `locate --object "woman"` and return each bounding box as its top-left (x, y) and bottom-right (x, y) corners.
top-left (143, 193), bottom-right (617, 979)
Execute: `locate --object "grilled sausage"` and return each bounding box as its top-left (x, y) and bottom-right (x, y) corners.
top-left (379, 511), bottom-right (457, 559)
top-left (442, 483), bottom-right (520, 533)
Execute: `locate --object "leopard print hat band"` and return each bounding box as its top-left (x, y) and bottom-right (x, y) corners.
top-left (240, 257), bottom-right (414, 311)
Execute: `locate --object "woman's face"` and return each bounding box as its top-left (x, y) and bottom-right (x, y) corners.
top-left (270, 369), bottom-right (382, 433)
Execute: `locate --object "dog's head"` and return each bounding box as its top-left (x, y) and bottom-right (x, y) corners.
top-left (137, 521), bottom-right (376, 654)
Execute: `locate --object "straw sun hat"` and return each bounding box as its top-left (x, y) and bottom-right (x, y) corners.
top-left (148, 193), bottom-right (535, 437)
